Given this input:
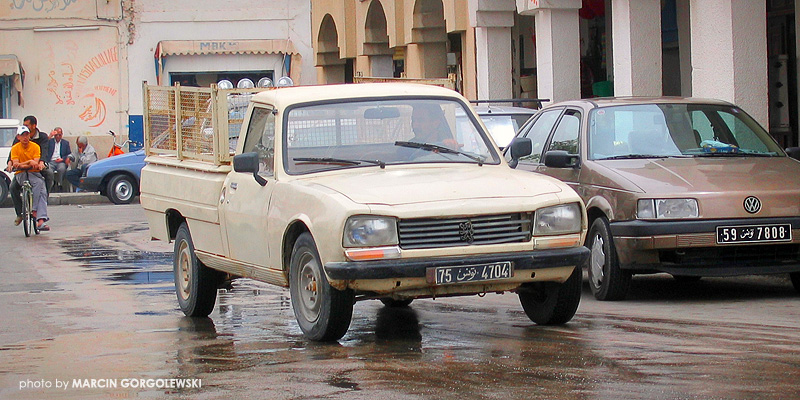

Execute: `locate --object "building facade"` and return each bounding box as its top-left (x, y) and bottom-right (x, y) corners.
top-left (312, 0), bottom-right (800, 148)
top-left (0, 0), bottom-right (314, 147)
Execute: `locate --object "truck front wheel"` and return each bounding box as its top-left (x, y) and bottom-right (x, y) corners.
top-left (517, 265), bottom-right (582, 325)
top-left (174, 223), bottom-right (219, 317)
top-left (289, 233), bottom-right (354, 341)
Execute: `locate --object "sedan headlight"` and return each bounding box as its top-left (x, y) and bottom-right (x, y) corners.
top-left (343, 216), bottom-right (398, 247)
top-left (637, 198), bottom-right (698, 219)
top-left (533, 203), bottom-right (582, 235)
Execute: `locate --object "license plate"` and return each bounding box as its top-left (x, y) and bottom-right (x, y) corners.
top-left (716, 224), bottom-right (792, 244)
top-left (429, 262), bottom-right (513, 285)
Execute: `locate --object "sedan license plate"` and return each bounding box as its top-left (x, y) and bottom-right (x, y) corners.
top-left (716, 224), bottom-right (792, 244)
top-left (430, 262), bottom-right (513, 285)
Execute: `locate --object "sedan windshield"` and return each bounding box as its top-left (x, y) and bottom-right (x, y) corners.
top-left (588, 103), bottom-right (784, 160)
top-left (285, 98), bottom-right (500, 174)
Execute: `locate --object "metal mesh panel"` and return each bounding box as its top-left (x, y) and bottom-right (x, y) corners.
top-left (146, 87), bottom-right (176, 154)
top-left (178, 90), bottom-right (214, 161)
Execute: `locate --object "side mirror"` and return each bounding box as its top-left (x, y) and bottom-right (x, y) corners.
top-left (508, 137), bottom-right (532, 160)
top-left (543, 150), bottom-right (580, 168)
top-left (785, 147), bottom-right (800, 161)
top-left (233, 152), bottom-right (267, 186)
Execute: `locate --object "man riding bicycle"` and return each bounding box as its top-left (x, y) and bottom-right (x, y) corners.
top-left (5, 126), bottom-right (49, 231)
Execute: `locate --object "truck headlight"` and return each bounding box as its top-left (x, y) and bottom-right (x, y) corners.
top-left (637, 199), bottom-right (698, 219)
top-left (533, 203), bottom-right (582, 235)
top-left (343, 216), bottom-right (398, 247)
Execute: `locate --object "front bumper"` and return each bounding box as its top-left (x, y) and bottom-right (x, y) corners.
top-left (79, 176), bottom-right (102, 192)
top-left (324, 247), bottom-right (589, 281)
top-left (610, 217), bottom-right (800, 275)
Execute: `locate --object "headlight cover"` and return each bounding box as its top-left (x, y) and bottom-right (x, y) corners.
top-left (637, 198), bottom-right (698, 219)
top-left (533, 203), bottom-right (582, 236)
top-left (343, 216), bottom-right (398, 247)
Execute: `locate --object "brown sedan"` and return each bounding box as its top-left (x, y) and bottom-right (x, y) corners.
top-left (506, 97), bottom-right (800, 300)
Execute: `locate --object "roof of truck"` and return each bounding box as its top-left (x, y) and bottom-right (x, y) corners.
top-left (250, 83), bottom-right (466, 108)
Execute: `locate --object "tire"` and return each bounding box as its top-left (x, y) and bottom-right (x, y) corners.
top-left (518, 265), bottom-right (582, 325)
top-left (586, 217), bottom-right (631, 301)
top-left (0, 178), bottom-right (8, 204)
top-left (107, 174), bottom-right (137, 204)
top-left (380, 298), bottom-right (413, 308)
top-left (790, 272), bottom-right (800, 293)
top-left (22, 190), bottom-right (31, 237)
top-left (289, 232), bottom-right (354, 341)
top-left (174, 223), bottom-right (219, 317)
top-left (673, 275), bottom-right (702, 283)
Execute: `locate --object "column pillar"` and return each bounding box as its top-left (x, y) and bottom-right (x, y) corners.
top-left (470, 0), bottom-right (516, 100)
top-left (676, 0), bottom-right (692, 97)
top-left (611, 0), bottom-right (662, 96)
top-left (517, 0), bottom-right (581, 104)
top-left (691, 0), bottom-right (767, 126)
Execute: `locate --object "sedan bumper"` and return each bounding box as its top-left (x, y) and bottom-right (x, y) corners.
top-left (79, 175), bottom-right (102, 192)
top-left (610, 217), bottom-right (800, 276)
top-left (324, 247), bottom-right (589, 281)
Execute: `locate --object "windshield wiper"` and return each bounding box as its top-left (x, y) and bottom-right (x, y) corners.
top-left (596, 154), bottom-right (669, 160)
top-left (394, 141), bottom-right (484, 166)
top-left (293, 157), bottom-right (386, 169)
top-left (693, 152), bottom-right (772, 157)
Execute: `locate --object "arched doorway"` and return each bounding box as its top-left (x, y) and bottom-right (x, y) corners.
top-left (410, 0), bottom-right (447, 78)
top-left (317, 14), bottom-right (347, 84)
top-left (364, 1), bottom-right (393, 77)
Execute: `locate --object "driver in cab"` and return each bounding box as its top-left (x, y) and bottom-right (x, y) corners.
top-left (409, 103), bottom-right (459, 149)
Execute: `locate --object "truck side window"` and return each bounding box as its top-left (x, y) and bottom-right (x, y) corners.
top-left (242, 107), bottom-right (276, 176)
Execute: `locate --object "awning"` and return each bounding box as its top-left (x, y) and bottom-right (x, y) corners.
top-left (154, 39), bottom-right (302, 84)
top-left (0, 54), bottom-right (24, 106)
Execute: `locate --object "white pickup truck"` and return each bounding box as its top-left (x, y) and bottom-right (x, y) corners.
top-left (140, 82), bottom-right (589, 341)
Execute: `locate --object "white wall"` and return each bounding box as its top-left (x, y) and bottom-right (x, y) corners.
top-left (127, 0), bottom-right (315, 115)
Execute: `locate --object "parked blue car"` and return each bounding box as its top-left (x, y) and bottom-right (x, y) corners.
top-left (79, 149), bottom-right (146, 204)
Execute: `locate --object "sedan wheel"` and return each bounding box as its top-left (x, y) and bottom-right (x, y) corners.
top-left (586, 217), bottom-right (631, 301)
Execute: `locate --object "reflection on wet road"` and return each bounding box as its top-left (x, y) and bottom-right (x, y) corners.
top-left (43, 226), bottom-right (800, 400)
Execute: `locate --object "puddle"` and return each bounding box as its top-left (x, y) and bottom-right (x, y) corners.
top-left (60, 227), bottom-right (173, 289)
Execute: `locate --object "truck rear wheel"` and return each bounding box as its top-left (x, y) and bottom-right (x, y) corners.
top-left (174, 223), bottom-right (218, 317)
top-left (289, 233), bottom-right (354, 341)
top-left (518, 265), bottom-right (582, 325)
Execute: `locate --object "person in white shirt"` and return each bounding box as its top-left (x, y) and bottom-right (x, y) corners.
top-left (47, 127), bottom-right (72, 191)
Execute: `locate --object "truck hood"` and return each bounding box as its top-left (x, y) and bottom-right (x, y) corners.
top-left (303, 165), bottom-right (566, 206)
top-left (596, 157), bottom-right (800, 193)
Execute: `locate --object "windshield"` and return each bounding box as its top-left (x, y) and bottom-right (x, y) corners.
top-left (478, 114), bottom-right (533, 148)
top-left (587, 103), bottom-right (784, 160)
top-left (0, 126), bottom-right (16, 147)
top-left (284, 98), bottom-right (500, 174)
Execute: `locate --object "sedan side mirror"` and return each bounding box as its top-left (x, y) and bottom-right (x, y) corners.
top-left (508, 138), bottom-right (532, 160)
top-left (507, 138), bottom-right (532, 169)
top-left (543, 150), bottom-right (580, 169)
top-left (786, 147), bottom-right (800, 161)
top-left (233, 152), bottom-right (267, 186)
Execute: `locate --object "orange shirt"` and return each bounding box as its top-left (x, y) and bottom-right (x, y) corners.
top-left (10, 142), bottom-right (41, 174)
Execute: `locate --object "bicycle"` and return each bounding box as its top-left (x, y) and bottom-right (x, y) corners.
top-left (15, 168), bottom-right (40, 237)
top-left (107, 130), bottom-right (140, 158)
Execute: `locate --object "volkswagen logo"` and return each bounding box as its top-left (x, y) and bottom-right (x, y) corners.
top-left (743, 196), bottom-right (761, 214)
top-left (459, 220), bottom-right (475, 243)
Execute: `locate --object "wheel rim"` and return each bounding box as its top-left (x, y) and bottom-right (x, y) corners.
top-left (297, 251), bottom-right (322, 323)
top-left (177, 240), bottom-right (192, 301)
top-left (590, 234), bottom-right (606, 288)
top-left (115, 180), bottom-right (133, 201)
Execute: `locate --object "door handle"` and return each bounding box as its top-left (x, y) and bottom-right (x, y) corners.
top-left (230, 182), bottom-right (238, 190)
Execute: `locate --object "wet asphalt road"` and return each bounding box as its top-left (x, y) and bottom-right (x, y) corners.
top-left (0, 204), bottom-right (799, 400)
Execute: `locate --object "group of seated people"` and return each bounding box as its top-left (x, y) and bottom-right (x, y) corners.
top-left (5, 115), bottom-right (98, 231)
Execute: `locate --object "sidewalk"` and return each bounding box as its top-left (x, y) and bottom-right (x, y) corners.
top-left (0, 192), bottom-right (133, 208)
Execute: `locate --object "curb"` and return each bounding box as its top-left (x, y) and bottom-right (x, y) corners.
top-left (1, 192), bottom-right (138, 208)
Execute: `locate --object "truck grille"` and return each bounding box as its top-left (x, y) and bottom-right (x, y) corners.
top-left (398, 213), bottom-right (532, 250)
